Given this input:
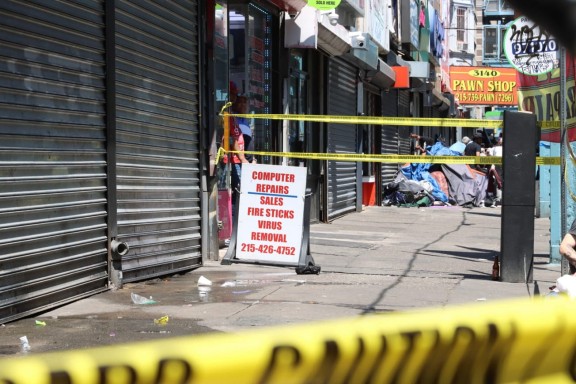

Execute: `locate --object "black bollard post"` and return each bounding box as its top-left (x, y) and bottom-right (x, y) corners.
top-left (499, 111), bottom-right (538, 283)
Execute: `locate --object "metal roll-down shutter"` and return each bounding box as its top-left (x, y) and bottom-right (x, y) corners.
top-left (326, 57), bottom-right (358, 220)
top-left (115, 0), bottom-right (201, 281)
top-left (381, 89), bottom-right (400, 185)
top-left (0, 0), bottom-right (108, 323)
top-left (398, 90), bottom-right (412, 155)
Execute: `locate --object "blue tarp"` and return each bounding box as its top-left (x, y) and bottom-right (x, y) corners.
top-left (400, 142), bottom-right (461, 203)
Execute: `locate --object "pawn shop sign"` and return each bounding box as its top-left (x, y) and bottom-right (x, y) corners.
top-left (308, 0), bottom-right (341, 11)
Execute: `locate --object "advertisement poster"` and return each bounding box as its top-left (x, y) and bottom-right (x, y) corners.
top-left (236, 164), bottom-right (307, 264)
top-left (517, 56), bottom-right (576, 142)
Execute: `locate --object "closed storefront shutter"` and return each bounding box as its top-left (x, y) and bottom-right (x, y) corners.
top-left (115, 0), bottom-right (201, 281)
top-left (398, 90), bottom-right (412, 155)
top-left (0, 0), bottom-right (109, 322)
top-left (381, 89), bottom-right (399, 185)
top-left (327, 57), bottom-right (358, 220)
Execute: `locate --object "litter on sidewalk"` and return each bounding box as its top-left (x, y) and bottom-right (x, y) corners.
top-left (131, 292), bottom-right (157, 305)
top-left (197, 276), bottom-right (212, 286)
top-left (153, 316), bottom-right (169, 325)
top-left (19, 336), bottom-right (30, 353)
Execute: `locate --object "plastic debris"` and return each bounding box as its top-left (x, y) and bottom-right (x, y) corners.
top-left (198, 286), bottom-right (211, 294)
top-left (555, 274), bottom-right (576, 298)
top-left (154, 316), bottom-right (169, 325)
top-left (19, 336), bottom-right (30, 353)
top-left (131, 292), bottom-right (157, 305)
top-left (221, 281), bottom-right (236, 287)
top-left (198, 285), bottom-right (211, 302)
top-left (35, 320), bottom-right (46, 326)
top-left (197, 276), bottom-right (212, 286)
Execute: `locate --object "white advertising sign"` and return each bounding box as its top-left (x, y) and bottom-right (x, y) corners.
top-left (236, 164), bottom-right (307, 264)
top-left (504, 16), bottom-right (559, 76)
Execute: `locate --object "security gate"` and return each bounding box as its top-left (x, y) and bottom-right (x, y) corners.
top-left (381, 89), bottom-right (400, 186)
top-left (114, 0), bottom-right (202, 282)
top-left (0, 0), bottom-right (109, 323)
top-left (398, 90), bottom-right (412, 155)
top-left (326, 57), bottom-right (358, 221)
top-left (0, 0), bottom-right (202, 323)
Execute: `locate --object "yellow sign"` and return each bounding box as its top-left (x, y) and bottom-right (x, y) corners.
top-left (307, 0), bottom-right (341, 10)
top-left (450, 67), bottom-right (518, 106)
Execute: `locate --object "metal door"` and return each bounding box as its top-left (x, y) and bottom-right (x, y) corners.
top-left (115, 0), bottom-right (202, 281)
top-left (398, 90), bottom-right (412, 155)
top-left (326, 57), bottom-right (358, 220)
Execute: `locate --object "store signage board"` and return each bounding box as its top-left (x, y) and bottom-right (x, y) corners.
top-left (307, 0), bottom-right (341, 11)
top-left (504, 16), bottom-right (559, 76)
top-left (236, 164), bottom-right (307, 264)
top-left (449, 66), bottom-right (518, 105)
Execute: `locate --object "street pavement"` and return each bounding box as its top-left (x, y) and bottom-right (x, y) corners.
top-left (0, 205), bottom-right (561, 356)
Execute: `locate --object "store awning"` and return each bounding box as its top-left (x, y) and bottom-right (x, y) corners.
top-left (407, 61), bottom-right (430, 79)
top-left (369, 59), bottom-right (396, 89)
top-left (317, 17), bottom-right (350, 56)
top-left (431, 88), bottom-right (451, 111)
top-left (267, 0), bottom-right (307, 13)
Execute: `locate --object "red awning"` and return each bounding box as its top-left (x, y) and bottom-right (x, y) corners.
top-left (267, 0), bottom-right (307, 13)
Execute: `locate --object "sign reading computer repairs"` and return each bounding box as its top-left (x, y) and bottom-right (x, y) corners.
top-left (237, 164), bottom-right (307, 264)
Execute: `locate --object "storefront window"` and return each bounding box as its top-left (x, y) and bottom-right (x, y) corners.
top-left (229, 3), bottom-right (273, 163)
top-left (215, 1), bottom-right (229, 190)
top-left (215, 2), bottom-right (229, 105)
top-left (288, 50), bottom-right (307, 167)
top-left (362, 93), bottom-right (379, 178)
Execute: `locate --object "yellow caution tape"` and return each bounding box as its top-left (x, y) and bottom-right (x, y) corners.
top-left (224, 112), bottom-right (560, 130)
top-left (1, 297), bottom-right (575, 383)
top-left (216, 148), bottom-right (560, 166)
top-left (536, 157), bottom-right (561, 165)
top-left (228, 113), bottom-right (504, 128)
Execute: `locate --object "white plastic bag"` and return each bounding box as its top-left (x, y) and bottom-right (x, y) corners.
top-left (555, 274), bottom-right (576, 298)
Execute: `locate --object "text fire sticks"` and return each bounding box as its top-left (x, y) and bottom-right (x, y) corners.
top-left (236, 164), bottom-right (307, 264)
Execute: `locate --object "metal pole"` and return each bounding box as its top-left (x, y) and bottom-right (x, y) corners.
top-left (560, 46), bottom-right (569, 274)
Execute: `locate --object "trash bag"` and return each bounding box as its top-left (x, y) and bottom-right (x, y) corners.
top-left (383, 171), bottom-right (436, 207)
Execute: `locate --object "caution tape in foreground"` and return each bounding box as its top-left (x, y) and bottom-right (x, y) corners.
top-left (224, 112), bottom-right (561, 129)
top-left (1, 297), bottom-right (575, 383)
top-left (216, 148), bottom-right (561, 166)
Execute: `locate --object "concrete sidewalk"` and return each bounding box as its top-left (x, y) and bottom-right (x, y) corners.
top-left (0, 205), bottom-right (561, 356)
